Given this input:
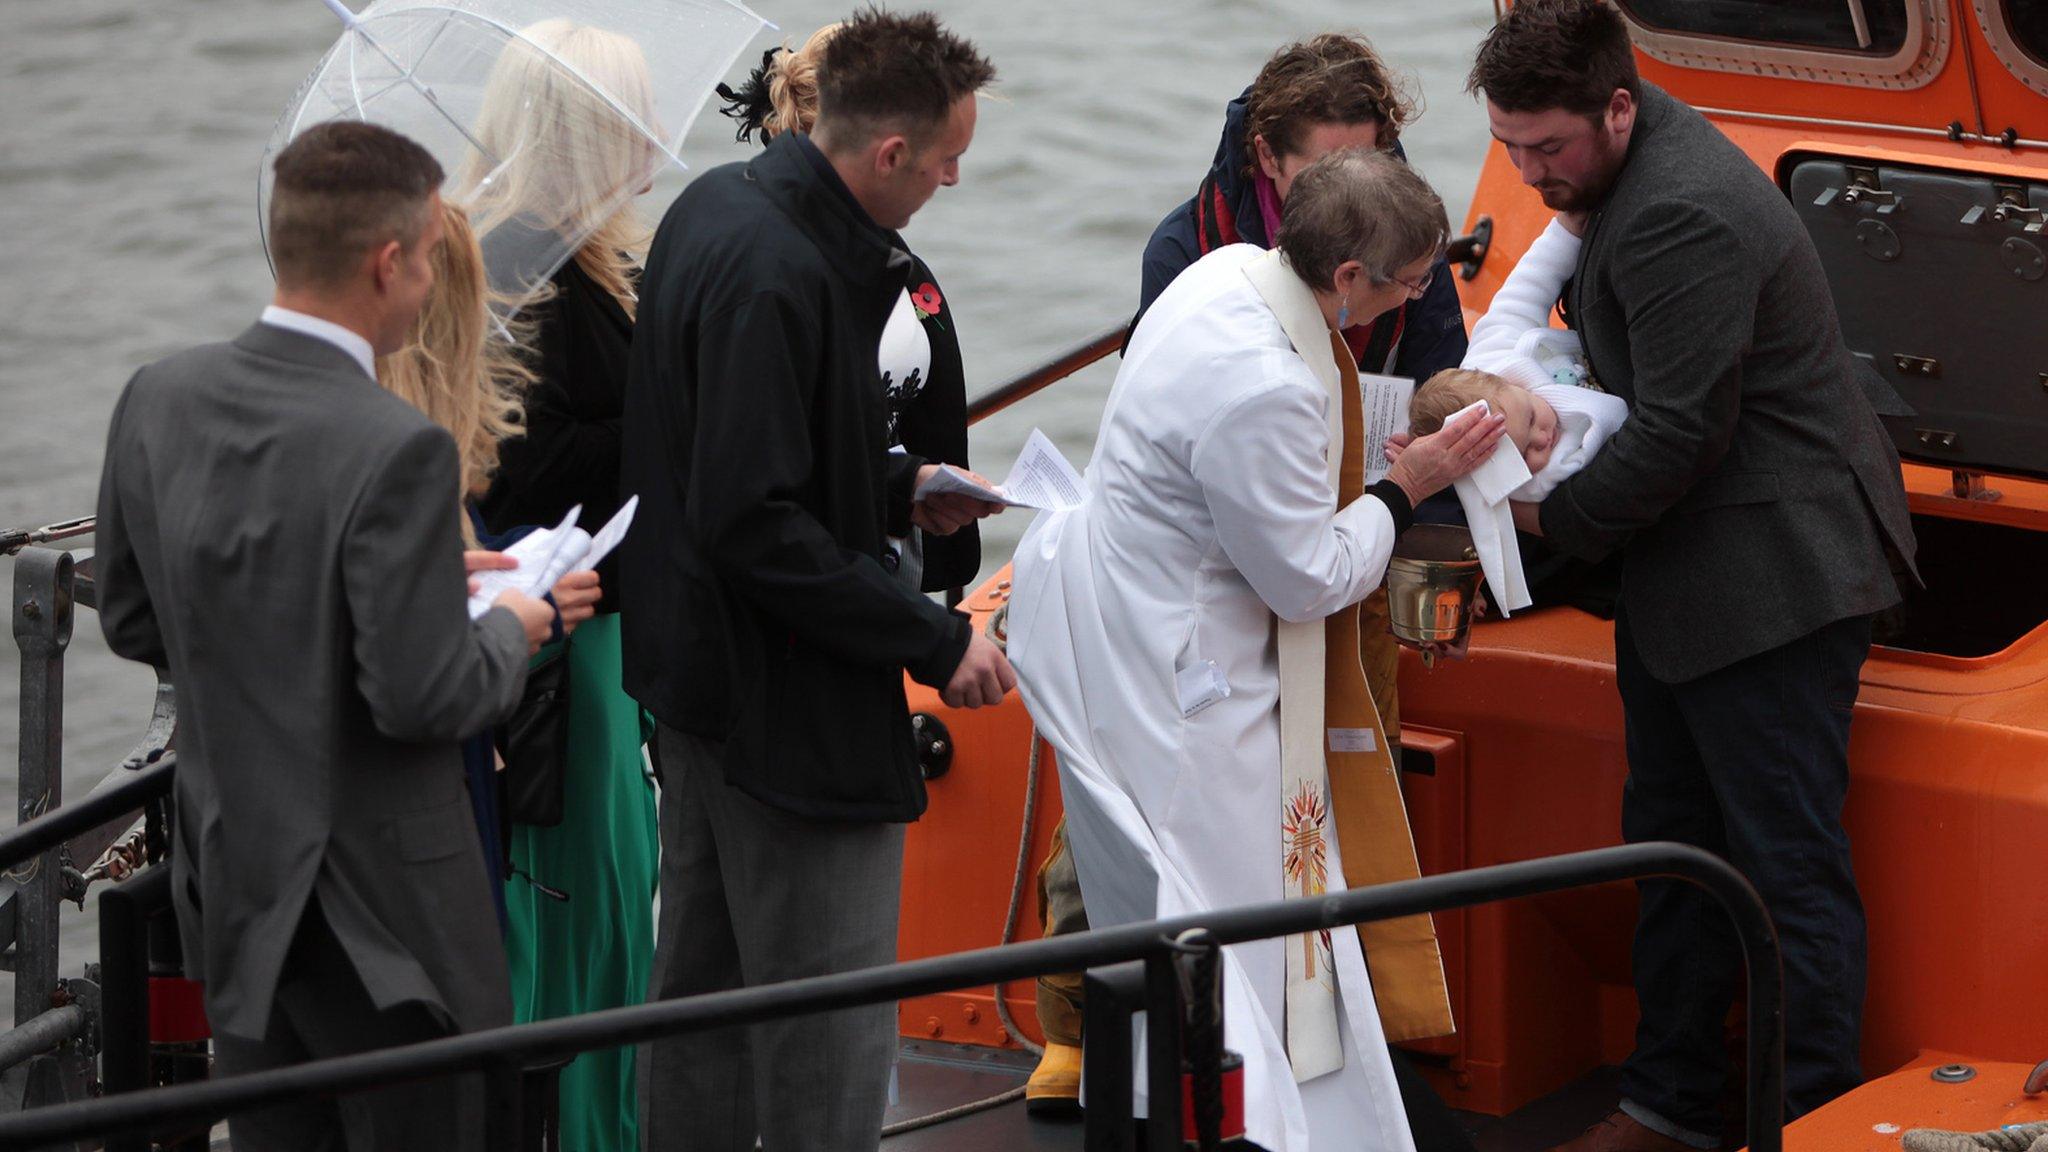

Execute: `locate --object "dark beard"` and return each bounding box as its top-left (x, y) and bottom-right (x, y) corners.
top-left (1538, 131), bottom-right (1625, 213)
top-left (1537, 182), bottom-right (1602, 212)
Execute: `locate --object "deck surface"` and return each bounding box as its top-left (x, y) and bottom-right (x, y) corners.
top-left (885, 1041), bottom-right (1621, 1151)
top-left (192, 1046), bottom-right (1617, 1149)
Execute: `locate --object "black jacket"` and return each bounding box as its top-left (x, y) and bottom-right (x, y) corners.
top-left (1545, 85), bottom-right (1917, 681)
top-left (479, 259), bottom-right (633, 612)
top-left (619, 132), bottom-right (973, 822)
top-left (1137, 88), bottom-right (1468, 382)
top-left (888, 253), bottom-right (980, 592)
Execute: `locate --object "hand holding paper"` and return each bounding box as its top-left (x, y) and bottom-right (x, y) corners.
top-left (913, 466), bottom-right (1003, 535)
top-left (465, 497), bottom-right (640, 620)
top-left (914, 429), bottom-right (1085, 512)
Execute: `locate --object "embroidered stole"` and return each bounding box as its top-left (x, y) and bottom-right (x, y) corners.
top-left (1250, 250), bottom-right (1452, 1084)
top-left (1326, 331), bottom-right (1457, 1046)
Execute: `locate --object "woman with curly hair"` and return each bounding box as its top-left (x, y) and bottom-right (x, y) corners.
top-left (1140, 33), bottom-right (1465, 385)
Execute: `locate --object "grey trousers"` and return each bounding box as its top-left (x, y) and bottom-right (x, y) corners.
top-left (639, 726), bottom-right (906, 1152)
top-left (216, 900), bottom-right (483, 1152)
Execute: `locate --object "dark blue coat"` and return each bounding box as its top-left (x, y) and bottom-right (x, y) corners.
top-left (1137, 90), bottom-right (1469, 383)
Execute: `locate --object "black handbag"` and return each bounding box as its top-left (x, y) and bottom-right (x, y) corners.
top-left (497, 639), bottom-right (572, 827)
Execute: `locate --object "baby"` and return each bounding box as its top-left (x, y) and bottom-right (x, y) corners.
top-left (1409, 216), bottom-right (1627, 502)
top-left (1412, 367), bottom-right (1562, 476)
top-left (1402, 217), bottom-right (1630, 616)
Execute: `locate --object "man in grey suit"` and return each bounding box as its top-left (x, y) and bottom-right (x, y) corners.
top-left (1468, 4), bottom-right (1918, 1151)
top-left (95, 121), bottom-right (555, 1151)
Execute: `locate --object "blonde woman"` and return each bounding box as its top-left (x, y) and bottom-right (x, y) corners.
top-left (374, 199), bottom-right (601, 940)
top-left (464, 20), bottom-right (661, 1152)
top-left (717, 23), bottom-right (984, 593)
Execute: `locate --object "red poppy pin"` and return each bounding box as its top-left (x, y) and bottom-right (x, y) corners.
top-left (910, 282), bottom-right (946, 331)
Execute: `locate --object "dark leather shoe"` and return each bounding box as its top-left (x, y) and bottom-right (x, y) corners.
top-left (1549, 1111), bottom-right (1711, 1152)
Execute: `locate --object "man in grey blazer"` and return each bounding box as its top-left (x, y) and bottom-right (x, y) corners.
top-left (95, 121), bottom-right (555, 1151)
top-left (1470, 4), bottom-right (1918, 1151)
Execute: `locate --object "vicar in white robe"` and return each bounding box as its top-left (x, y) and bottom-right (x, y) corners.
top-left (1008, 150), bottom-right (1506, 1152)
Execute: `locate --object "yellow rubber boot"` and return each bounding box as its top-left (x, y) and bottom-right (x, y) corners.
top-left (1024, 1041), bottom-right (1083, 1118)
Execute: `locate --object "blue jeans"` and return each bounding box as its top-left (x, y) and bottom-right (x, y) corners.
top-left (1615, 607), bottom-right (1871, 1145)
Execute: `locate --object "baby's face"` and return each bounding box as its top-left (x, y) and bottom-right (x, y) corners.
top-left (1491, 387), bottom-right (1560, 474)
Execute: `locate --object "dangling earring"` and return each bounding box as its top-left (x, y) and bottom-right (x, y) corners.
top-left (1337, 296), bottom-right (1351, 330)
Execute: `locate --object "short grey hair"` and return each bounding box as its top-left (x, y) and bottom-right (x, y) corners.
top-left (1276, 148), bottom-right (1450, 292)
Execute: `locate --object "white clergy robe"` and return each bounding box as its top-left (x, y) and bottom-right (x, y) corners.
top-left (1008, 244), bottom-right (1417, 1152)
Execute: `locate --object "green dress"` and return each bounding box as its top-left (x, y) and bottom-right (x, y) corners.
top-left (505, 613), bottom-right (660, 1152)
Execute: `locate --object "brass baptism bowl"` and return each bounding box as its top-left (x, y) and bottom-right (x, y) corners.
top-left (1386, 524), bottom-right (1485, 646)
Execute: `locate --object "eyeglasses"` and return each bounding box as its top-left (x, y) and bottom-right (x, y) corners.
top-left (1387, 266), bottom-right (1435, 300)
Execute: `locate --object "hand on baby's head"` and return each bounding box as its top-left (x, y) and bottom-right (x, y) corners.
top-left (1412, 368), bottom-right (1558, 476)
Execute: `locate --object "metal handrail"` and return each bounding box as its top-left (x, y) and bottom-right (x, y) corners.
top-left (0, 518), bottom-right (95, 557)
top-left (0, 756), bottom-right (175, 878)
top-left (965, 325), bottom-right (1128, 425)
top-left (957, 223), bottom-right (1496, 427)
top-left (0, 842), bottom-right (1785, 1151)
top-left (0, 1006), bottom-right (87, 1077)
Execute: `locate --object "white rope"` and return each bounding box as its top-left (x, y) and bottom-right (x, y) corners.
top-left (992, 731), bottom-right (1048, 1057)
top-left (1903, 1123), bottom-right (2048, 1152)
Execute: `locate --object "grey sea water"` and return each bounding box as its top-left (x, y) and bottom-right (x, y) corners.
top-left (0, 0), bottom-right (1498, 1000)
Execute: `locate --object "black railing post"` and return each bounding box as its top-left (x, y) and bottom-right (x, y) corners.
top-left (1082, 961), bottom-right (1146, 1152)
top-left (98, 866), bottom-right (172, 1152)
top-left (1174, 932), bottom-right (1227, 1152)
top-left (1142, 950), bottom-right (1184, 1152)
top-left (1737, 894), bottom-right (1786, 1152)
top-left (11, 548), bottom-right (75, 1030)
top-left (484, 1057), bottom-right (526, 1151)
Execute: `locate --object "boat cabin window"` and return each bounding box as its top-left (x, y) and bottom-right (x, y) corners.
top-left (1621, 0), bottom-right (1909, 55)
top-left (1618, 0), bottom-right (1945, 89)
top-left (1978, 1), bottom-right (2048, 98)
top-left (2002, 2), bottom-right (2048, 66)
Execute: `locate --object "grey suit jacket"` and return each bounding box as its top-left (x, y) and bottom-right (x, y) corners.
top-left (1543, 83), bottom-right (1918, 682)
top-left (95, 322), bottom-right (527, 1041)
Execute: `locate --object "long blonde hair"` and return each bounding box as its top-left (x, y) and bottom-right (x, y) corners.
top-left (463, 18), bottom-right (652, 316)
top-left (375, 201), bottom-right (531, 545)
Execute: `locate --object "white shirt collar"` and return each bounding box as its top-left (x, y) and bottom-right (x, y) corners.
top-left (259, 306), bottom-right (378, 380)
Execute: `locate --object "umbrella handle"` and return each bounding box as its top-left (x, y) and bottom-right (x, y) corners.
top-left (317, 0), bottom-right (362, 30)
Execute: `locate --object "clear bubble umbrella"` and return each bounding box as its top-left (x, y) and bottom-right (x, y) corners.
top-left (263, 0), bottom-right (771, 310)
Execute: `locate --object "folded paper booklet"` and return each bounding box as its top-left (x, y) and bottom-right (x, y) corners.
top-left (913, 428), bottom-right (1085, 511)
top-left (1358, 371), bottom-right (1414, 487)
top-left (466, 495), bottom-right (639, 619)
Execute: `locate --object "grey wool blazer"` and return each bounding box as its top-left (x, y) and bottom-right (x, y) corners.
top-left (1542, 83), bottom-right (1919, 683)
top-left (95, 322), bottom-right (527, 1041)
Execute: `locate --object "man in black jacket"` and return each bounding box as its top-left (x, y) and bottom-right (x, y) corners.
top-left (620, 10), bottom-right (1003, 1149)
top-left (1472, 5), bottom-right (1918, 1152)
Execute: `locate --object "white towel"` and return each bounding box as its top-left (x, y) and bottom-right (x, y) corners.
top-left (1446, 399), bottom-right (1535, 617)
top-left (1513, 382), bottom-right (1630, 502)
